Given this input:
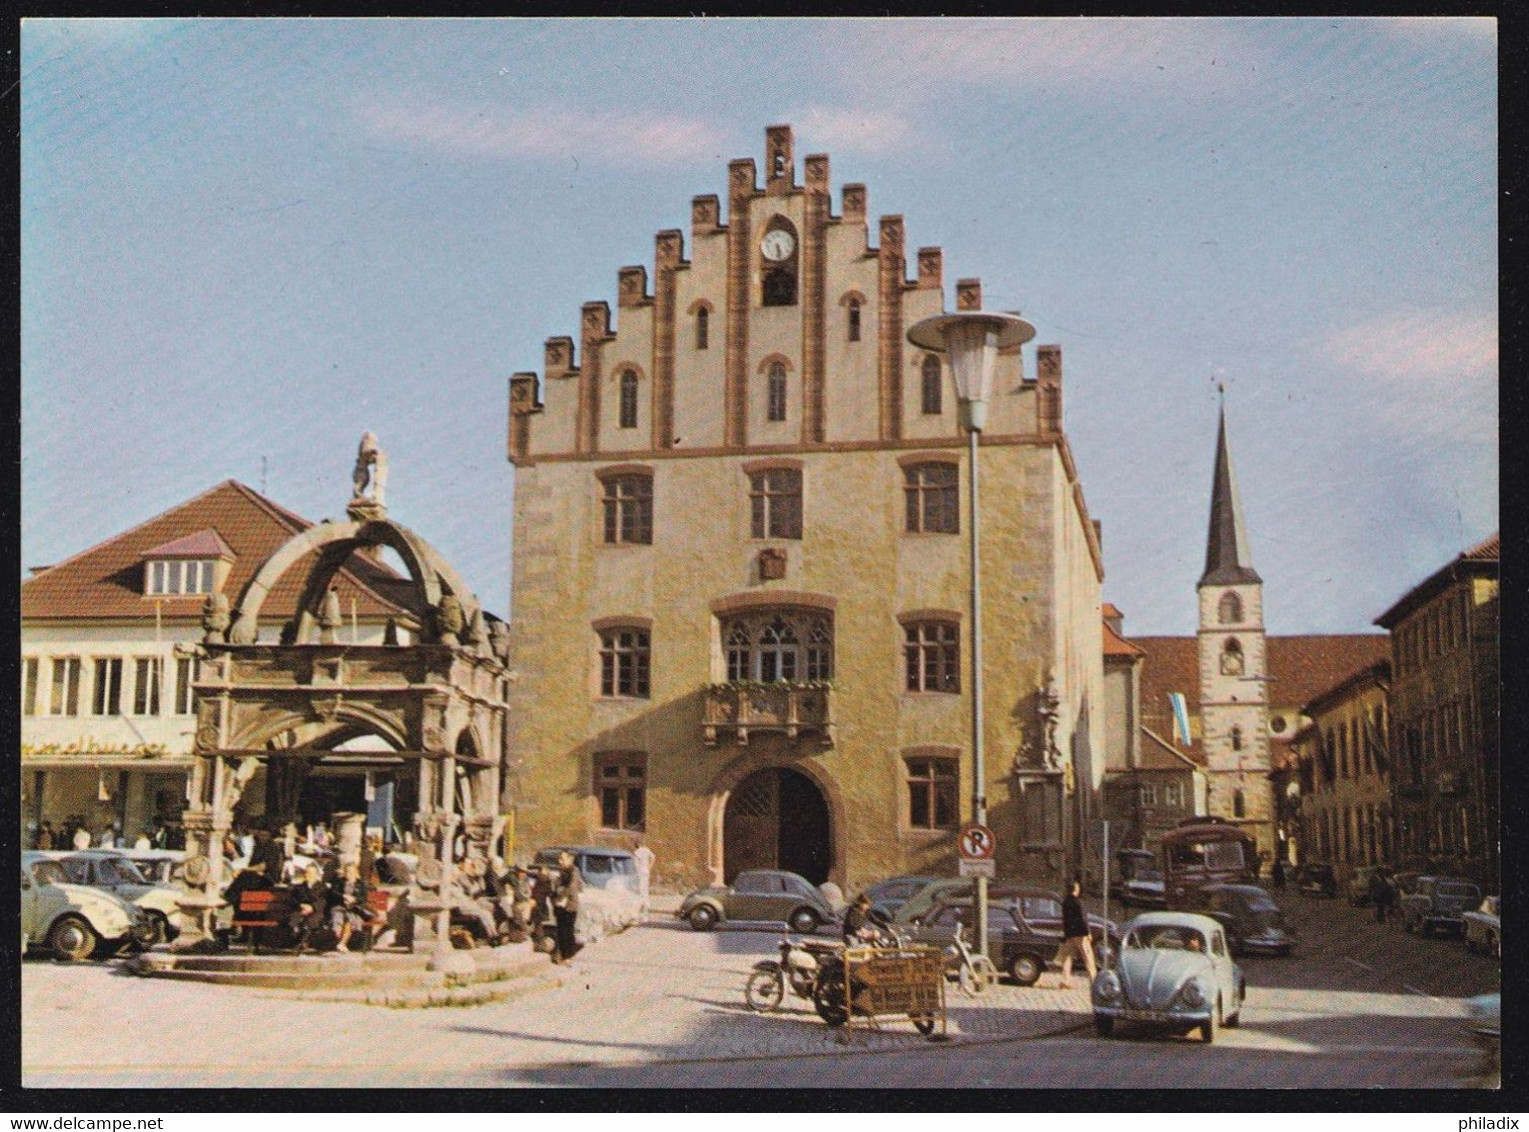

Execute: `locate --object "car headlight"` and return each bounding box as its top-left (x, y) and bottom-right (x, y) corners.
top-left (1092, 971), bottom-right (1122, 1001)
top-left (1177, 979), bottom-right (1206, 1009)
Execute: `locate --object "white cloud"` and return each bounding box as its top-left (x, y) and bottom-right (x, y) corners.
top-left (786, 106), bottom-right (917, 156)
top-left (831, 17), bottom-right (1263, 102)
top-left (354, 99), bottom-right (727, 167)
top-left (1322, 309), bottom-right (1498, 445)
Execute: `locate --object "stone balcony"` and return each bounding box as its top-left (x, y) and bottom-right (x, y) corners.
top-left (702, 682), bottom-right (836, 748)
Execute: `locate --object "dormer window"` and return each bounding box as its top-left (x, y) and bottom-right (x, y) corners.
top-left (140, 529), bottom-right (234, 598)
top-left (147, 559), bottom-right (217, 596)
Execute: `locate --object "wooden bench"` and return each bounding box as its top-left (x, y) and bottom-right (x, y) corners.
top-left (232, 889), bottom-right (294, 952)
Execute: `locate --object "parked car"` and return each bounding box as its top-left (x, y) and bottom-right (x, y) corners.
top-left (21, 851), bottom-right (152, 961)
top-left (532, 846), bottom-right (639, 893)
top-left (677, 869), bottom-right (839, 933)
top-left (892, 880), bottom-right (1114, 946)
top-left (1091, 911), bottom-right (1245, 1043)
top-left (1462, 896), bottom-right (1500, 958)
top-left (48, 849), bottom-right (186, 945)
top-left (121, 848), bottom-right (188, 889)
top-left (1292, 862), bottom-right (1338, 898)
top-left (1111, 849), bottom-right (1166, 909)
top-left (1202, 884), bottom-right (1295, 956)
top-left (862, 875), bottom-right (942, 921)
top-left (1346, 865), bottom-right (1386, 906)
top-left (907, 892), bottom-right (1118, 986)
top-left (1464, 992), bottom-right (1501, 1088)
top-left (1401, 876), bottom-right (1482, 937)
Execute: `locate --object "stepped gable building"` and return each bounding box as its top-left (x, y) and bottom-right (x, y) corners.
top-left (506, 125), bottom-right (1107, 893)
top-left (1375, 533), bottom-right (1499, 886)
top-left (21, 480), bottom-right (418, 848)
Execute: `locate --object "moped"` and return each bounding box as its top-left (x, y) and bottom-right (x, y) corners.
top-left (744, 935), bottom-right (845, 1012)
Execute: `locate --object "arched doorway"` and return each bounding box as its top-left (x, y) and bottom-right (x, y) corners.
top-left (724, 766), bottom-right (830, 884)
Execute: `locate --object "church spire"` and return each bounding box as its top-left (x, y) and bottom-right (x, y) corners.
top-left (1199, 401), bottom-right (1261, 586)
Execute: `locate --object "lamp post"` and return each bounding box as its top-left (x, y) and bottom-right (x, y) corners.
top-left (907, 310), bottom-right (1035, 959)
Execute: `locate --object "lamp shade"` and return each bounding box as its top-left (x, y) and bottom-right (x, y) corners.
top-left (906, 311), bottom-right (1036, 421)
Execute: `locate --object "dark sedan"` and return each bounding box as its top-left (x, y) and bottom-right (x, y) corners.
top-left (1292, 862), bottom-right (1339, 898)
top-left (1203, 883), bottom-right (1295, 956)
top-left (907, 892), bottom-right (1118, 986)
top-left (677, 869), bottom-right (839, 934)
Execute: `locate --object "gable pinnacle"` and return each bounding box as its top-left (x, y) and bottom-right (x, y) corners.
top-left (1199, 404), bottom-right (1261, 586)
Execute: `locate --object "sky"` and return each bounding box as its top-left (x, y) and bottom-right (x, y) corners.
top-left (20, 17), bottom-right (1498, 636)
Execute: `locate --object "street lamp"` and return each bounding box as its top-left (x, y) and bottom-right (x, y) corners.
top-left (907, 309), bottom-right (1035, 960)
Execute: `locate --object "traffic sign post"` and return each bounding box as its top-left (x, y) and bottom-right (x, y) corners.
top-left (957, 823), bottom-right (998, 894)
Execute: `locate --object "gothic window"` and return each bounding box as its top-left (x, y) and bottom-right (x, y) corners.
top-left (601, 473), bottom-right (653, 545)
top-left (766, 362), bottom-right (788, 422)
top-left (594, 754), bottom-right (646, 831)
top-left (718, 609), bottom-right (833, 684)
top-left (1220, 638), bottom-right (1244, 676)
top-left (920, 355), bottom-right (942, 415)
top-left (618, 369), bottom-right (639, 429)
top-left (847, 301), bottom-right (861, 342)
top-left (904, 463), bottom-right (958, 534)
top-left (695, 306), bottom-right (709, 350)
top-left (749, 467), bottom-right (802, 539)
top-left (598, 627), bottom-right (650, 698)
top-left (906, 757), bottom-right (958, 829)
top-left (904, 620), bottom-right (960, 693)
top-left (1218, 591), bottom-right (1243, 624)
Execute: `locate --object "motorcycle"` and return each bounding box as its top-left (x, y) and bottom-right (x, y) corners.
top-left (744, 936), bottom-right (844, 1012)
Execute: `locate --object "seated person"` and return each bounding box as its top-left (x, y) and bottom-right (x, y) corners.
top-left (289, 862), bottom-right (330, 953)
top-left (328, 860), bottom-right (387, 952)
top-left (450, 857), bottom-right (502, 945)
top-left (1186, 934), bottom-right (1203, 952)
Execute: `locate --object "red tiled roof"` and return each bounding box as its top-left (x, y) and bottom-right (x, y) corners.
top-left (1140, 726), bottom-right (1204, 769)
top-left (141, 529), bottom-right (235, 560)
top-left (22, 480), bottom-right (416, 624)
top-left (1102, 603), bottom-right (1123, 619)
top-left (1132, 633), bottom-right (1390, 742)
top-left (1103, 617), bottom-right (1145, 658)
top-left (1463, 533), bottom-right (1500, 562)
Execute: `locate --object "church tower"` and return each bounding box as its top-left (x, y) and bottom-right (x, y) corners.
top-left (1196, 401), bottom-right (1274, 861)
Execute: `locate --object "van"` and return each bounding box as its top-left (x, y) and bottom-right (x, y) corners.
top-left (532, 846), bottom-right (639, 893)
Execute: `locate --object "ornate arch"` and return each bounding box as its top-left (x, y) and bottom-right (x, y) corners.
top-left (702, 749), bottom-right (846, 887)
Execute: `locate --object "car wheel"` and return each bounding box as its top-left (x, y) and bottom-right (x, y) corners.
top-left (688, 905), bottom-right (718, 932)
top-left (788, 908), bottom-right (819, 934)
top-left (912, 1014), bottom-right (937, 1036)
top-left (1095, 1015), bottom-right (1114, 1038)
top-left (47, 916), bottom-right (99, 962)
top-left (1200, 999), bottom-right (1220, 1044)
top-left (1009, 952), bottom-right (1044, 987)
top-left (1226, 984), bottom-right (1243, 1028)
top-left (813, 969), bottom-right (849, 1027)
top-left (745, 965), bottom-right (785, 1013)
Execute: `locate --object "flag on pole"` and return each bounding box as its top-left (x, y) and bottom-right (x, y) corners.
top-left (1169, 692), bottom-right (1193, 747)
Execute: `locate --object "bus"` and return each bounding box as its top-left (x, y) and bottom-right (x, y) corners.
top-left (1160, 817), bottom-right (1257, 910)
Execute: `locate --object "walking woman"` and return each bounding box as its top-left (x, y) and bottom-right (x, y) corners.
top-left (551, 851), bottom-right (582, 965)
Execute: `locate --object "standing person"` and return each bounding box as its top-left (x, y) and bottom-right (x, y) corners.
top-left (35, 822), bottom-right (55, 850)
top-left (550, 851), bottom-right (582, 965)
top-left (72, 826), bottom-right (92, 851)
top-left (633, 839), bottom-right (655, 917)
top-left (1271, 856), bottom-right (1286, 890)
top-left (1057, 876), bottom-right (1097, 990)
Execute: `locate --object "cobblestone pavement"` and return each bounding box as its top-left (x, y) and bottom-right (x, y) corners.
top-left (22, 888), bottom-right (1499, 1089)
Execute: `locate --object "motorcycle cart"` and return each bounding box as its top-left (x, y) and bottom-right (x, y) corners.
top-left (813, 943), bottom-right (947, 1038)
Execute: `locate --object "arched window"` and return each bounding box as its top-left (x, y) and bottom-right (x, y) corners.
top-left (1220, 638), bottom-right (1244, 676)
top-left (695, 306), bottom-right (709, 350)
top-left (1218, 591), bottom-right (1243, 624)
top-left (720, 609), bottom-right (833, 684)
top-left (921, 355), bottom-right (942, 415)
top-left (766, 362), bottom-right (788, 422)
top-left (618, 370), bottom-right (639, 429)
top-left (847, 300), bottom-right (861, 342)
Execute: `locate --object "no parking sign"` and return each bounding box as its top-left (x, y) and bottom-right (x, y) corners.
top-left (957, 823), bottom-right (996, 877)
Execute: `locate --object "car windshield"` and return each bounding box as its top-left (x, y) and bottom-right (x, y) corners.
top-left (784, 875), bottom-right (817, 897)
top-left (1021, 897), bottom-right (1062, 920)
top-left (30, 860), bottom-right (71, 886)
top-left (1126, 925), bottom-right (1207, 952)
top-left (98, 858), bottom-right (148, 885)
top-left (583, 856), bottom-right (613, 875)
top-left (1439, 883), bottom-right (1479, 899)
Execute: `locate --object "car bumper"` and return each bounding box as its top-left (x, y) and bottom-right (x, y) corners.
top-left (1422, 915), bottom-right (1465, 931)
top-left (1093, 1004), bottom-right (1211, 1025)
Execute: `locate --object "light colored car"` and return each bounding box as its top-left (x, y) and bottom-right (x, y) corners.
top-left (1401, 876), bottom-right (1482, 937)
top-left (21, 851), bottom-right (151, 961)
top-left (677, 869), bottom-right (839, 933)
top-left (48, 849), bottom-right (187, 945)
top-left (1462, 896), bottom-right (1500, 958)
top-left (121, 848), bottom-right (188, 888)
top-left (1091, 911), bottom-right (1245, 1043)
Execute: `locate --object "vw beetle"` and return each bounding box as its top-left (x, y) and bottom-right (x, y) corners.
top-left (21, 851), bottom-right (153, 960)
top-left (1091, 911), bottom-right (1245, 1043)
